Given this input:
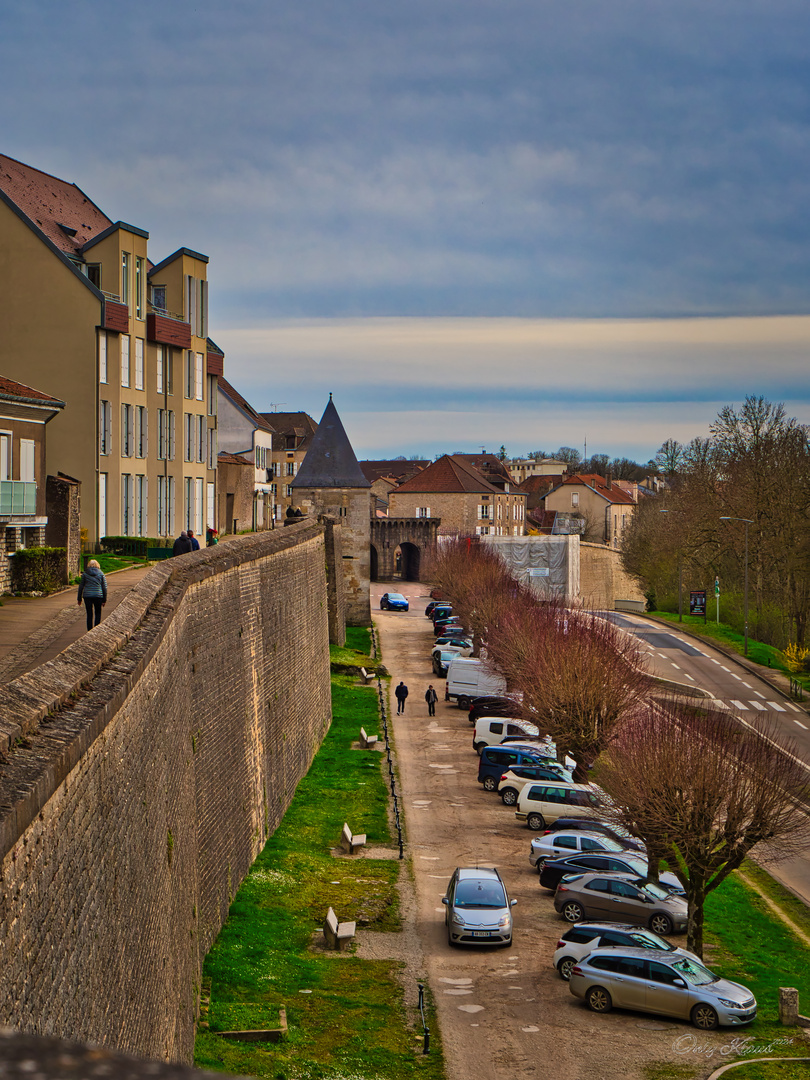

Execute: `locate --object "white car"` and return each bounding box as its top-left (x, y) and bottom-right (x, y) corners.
top-left (552, 922), bottom-right (701, 982)
top-left (530, 831), bottom-right (627, 867)
top-left (432, 642), bottom-right (472, 659)
top-left (514, 781), bottom-right (603, 829)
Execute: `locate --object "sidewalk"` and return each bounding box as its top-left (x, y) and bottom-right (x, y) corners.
top-left (0, 563), bottom-right (155, 685)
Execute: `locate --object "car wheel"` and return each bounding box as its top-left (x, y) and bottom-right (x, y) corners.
top-left (561, 901), bottom-right (584, 923)
top-left (502, 936), bottom-right (513, 949)
top-left (457, 696), bottom-right (470, 710)
top-left (501, 788), bottom-right (518, 806)
top-left (527, 812), bottom-right (546, 831)
top-left (691, 1004), bottom-right (719, 1031)
top-left (482, 776), bottom-right (497, 792)
top-left (649, 913), bottom-right (673, 936)
top-left (558, 956), bottom-right (577, 981)
top-left (473, 741), bottom-right (486, 755)
top-left (586, 986), bottom-right (613, 1014)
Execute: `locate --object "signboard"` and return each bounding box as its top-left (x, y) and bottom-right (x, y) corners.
top-left (715, 577), bottom-right (720, 597)
top-left (690, 590), bottom-right (707, 617)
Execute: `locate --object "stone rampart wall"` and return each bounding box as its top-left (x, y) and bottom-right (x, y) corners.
top-left (579, 541), bottom-right (646, 609)
top-left (0, 521), bottom-right (333, 1063)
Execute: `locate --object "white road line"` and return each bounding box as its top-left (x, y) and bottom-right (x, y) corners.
top-left (730, 673), bottom-right (742, 681)
top-left (749, 701), bottom-right (766, 711)
top-left (767, 702), bottom-right (786, 712)
top-left (786, 701), bottom-right (800, 712)
top-left (720, 666), bottom-right (730, 672)
top-left (794, 719), bottom-right (808, 729)
top-left (741, 682), bottom-right (752, 688)
top-left (685, 673), bottom-right (694, 681)
top-left (731, 700), bottom-right (748, 711)
top-left (711, 659), bottom-right (722, 665)
top-left (754, 691), bottom-right (766, 699)
top-left (671, 663), bottom-right (681, 670)
top-left (657, 653), bottom-right (668, 659)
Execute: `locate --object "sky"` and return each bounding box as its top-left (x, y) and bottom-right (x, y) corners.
top-left (3, 0), bottom-right (810, 462)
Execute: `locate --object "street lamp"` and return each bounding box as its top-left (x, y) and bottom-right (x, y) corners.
top-left (720, 516), bottom-right (753, 656)
top-left (660, 509), bottom-right (683, 622)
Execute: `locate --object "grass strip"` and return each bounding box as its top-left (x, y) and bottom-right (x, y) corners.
top-left (194, 670), bottom-right (444, 1080)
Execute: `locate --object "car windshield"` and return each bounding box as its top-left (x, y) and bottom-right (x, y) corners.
top-left (597, 837), bottom-right (625, 852)
top-left (454, 880), bottom-right (507, 909)
top-left (670, 958), bottom-right (718, 986)
top-left (629, 930), bottom-right (673, 951)
top-left (635, 880), bottom-right (672, 902)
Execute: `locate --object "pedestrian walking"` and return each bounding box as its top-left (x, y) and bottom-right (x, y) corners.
top-left (425, 684), bottom-right (438, 716)
top-left (172, 530), bottom-right (193, 556)
top-left (77, 558), bottom-right (107, 631)
top-left (188, 529), bottom-right (200, 551)
top-left (206, 525), bottom-right (218, 546)
top-left (395, 681), bottom-right (409, 714)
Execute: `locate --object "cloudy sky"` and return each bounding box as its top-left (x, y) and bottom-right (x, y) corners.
top-left (3, 0), bottom-right (810, 461)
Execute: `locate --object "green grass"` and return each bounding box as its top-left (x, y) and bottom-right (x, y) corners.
top-left (721, 1062), bottom-right (810, 1079)
top-left (651, 612), bottom-right (791, 673)
top-left (194, 672), bottom-right (443, 1080)
top-left (346, 627), bottom-right (372, 655)
top-left (329, 628), bottom-right (376, 671)
top-left (83, 553), bottom-right (145, 574)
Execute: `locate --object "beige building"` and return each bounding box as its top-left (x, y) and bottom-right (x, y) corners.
top-left (260, 411), bottom-right (318, 521)
top-left (389, 455), bottom-right (526, 537)
top-left (543, 473), bottom-right (636, 547)
top-left (509, 458), bottom-right (570, 483)
top-left (0, 154), bottom-right (220, 546)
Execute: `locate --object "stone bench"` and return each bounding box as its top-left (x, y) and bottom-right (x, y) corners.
top-left (340, 822), bottom-right (366, 854)
top-left (359, 727), bottom-right (378, 749)
top-left (323, 906), bottom-right (356, 951)
top-left (360, 667), bottom-right (374, 683)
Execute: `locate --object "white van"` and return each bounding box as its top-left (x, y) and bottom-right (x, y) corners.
top-left (446, 657), bottom-right (506, 709)
top-left (473, 716), bottom-right (544, 755)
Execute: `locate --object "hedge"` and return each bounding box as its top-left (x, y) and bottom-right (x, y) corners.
top-left (11, 547), bottom-right (67, 593)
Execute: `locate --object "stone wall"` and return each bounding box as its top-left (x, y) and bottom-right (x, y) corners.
top-left (579, 541), bottom-right (646, 609)
top-left (45, 472), bottom-right (82, 579)
top-left (294, 486), bottom-right (371, 625)
top-left (0, 521), bottom-right (334, 1064)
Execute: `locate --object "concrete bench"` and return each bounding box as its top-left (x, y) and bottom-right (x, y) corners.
top-left (340, 822), bottom-right (366, 854)
top-left (323, 906), bottom-right (356, 951)
top-left (359, 727), bottom-right (378, 749)
top-left (360, 667), bottom-right (374, 683)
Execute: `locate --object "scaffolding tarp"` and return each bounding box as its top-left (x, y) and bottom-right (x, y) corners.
top-left (481, 535), bottom-right (578, 601)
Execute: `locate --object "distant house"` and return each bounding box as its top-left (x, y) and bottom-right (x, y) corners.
top-left (359, 460), bottom-right (428, 517)
top-left (389, 455), bottom-right (526, 537)
top-left (452, 454), bottom-right (516, 492)
top-left (216, 451), bottom-right (255, 536)
top-left (509, 458), bottom-right (571, 483)
top-left (0, 375), bottom-right (65, 590)
top-left (542, 473), bottom-right (636, 547)
top-left (217, 378), bottom-right (275, 530)
top-left (260, 411), bottom-right (318, 520)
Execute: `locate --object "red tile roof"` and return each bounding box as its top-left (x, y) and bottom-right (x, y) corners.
top-left (217, 451), bottom-right (253, 466)
top-left (0, 154), bottom-right (112, 257)
top-left (0, 375), bottom-right (64, 406)
top-left (394, 455), bottom-right (502, 495)
top-left (557, 473), bottom-right (636, 505)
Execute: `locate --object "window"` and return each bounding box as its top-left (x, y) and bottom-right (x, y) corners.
top-left (197, 415), bottom-right (205, 463)
top-left (121, 404), bottom-right (134, 457)
top-left (19, 440), bottom-right (34, 482)
top-left (416, 506), bottom-right (431, 517)
top-left (158, 475), bottom-right (175, 536)
top-left (87, 264), bottom-right (101, 289)
top-left (185, 351), bottom-right (194, 398)
top-left (497, 502), bottom-right (503, 520)
top-left (135, 406), bottom-right (148, 458)
top-left (609, 881), bottom-right (642, 899)
top-left (151, 284), bottom-right (167, 311)
top-left (98, 473), bottom-right (107, 537)
top-left (121, 336), bottom-right (130, 387)
top-left (100, 401), bottom-right (112, 456)
top-left (286, 461), bottom-right (296, 476)
top-left (121, 473), bottom-right (133, 534)
top-left (195, 477), bottom-right (204, 534)
top-left (185, 477), bottom-right (193, 530)
top-left (553, 836), bottom-right (577, 849)
top-left (99, 333), bottom-right (107, 383)
top-left (207, 482), bottom-right (215, 533)
top-left (207, 426), bottom-right (217, 469)
top-left (478, 504), bottom-right (490, 519)
top-left (475, 525), bottom-right (490, 535)
top-left (166, 348), bottom-right (174, 395)
top-left (572, 492), bottom-right (579, 507)
top-left (185, 276), bottom-right (196, 330)
top-left (156, 345), bottom-right (164, 394)
top-left (195, 353), bottom-right (204, 401)
top-left (270, 483), bottom-right (277, 496)
top-left (648, 962), bottom-right (682, 987)
top-left (207, 375), bottom-right (217, 415)
top-left (134, 475), bottom-right (147, 535)
top-left (121, 252), bottom-right (130, 305)
top-left (285, 484), bottom-right (292, 497)
top-left (135, 338), bottom-right (144, 390)
top-left (198, 280), bottom-right (208, 338)
top-left (184, 413), bottom-right (193, 462)
top-left (157, 409), bottom-right (167, 460)
top-left (168, 410), bottom-right (176, 460)
top-left (135, 257), bottom-right (144, 319)
top-left (0, 433), bottom-right (10, 480)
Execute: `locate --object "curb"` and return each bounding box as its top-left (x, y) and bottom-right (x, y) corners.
top-left (706, 1057), bottom-right (810, 1078)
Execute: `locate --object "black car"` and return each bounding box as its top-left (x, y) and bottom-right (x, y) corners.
top-left (542, 818), bottom-right (645, 852)
top-left (425, 600), bottom-right (443, 617)
top-left (468, 696), bottom-right (523, 724)
top-left (539, 852), bottom-right (684, 894)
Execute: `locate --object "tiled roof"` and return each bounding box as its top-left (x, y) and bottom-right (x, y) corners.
top-left (218, 378), bottom-right (274, 433)
top-left (217, 451), bottom-right (253, 466)
top-left (394, 455), bottom-right (502, 495)
top-left (359, 459), bottom-right (426, 483)
top-left (555, 473), bottom-right (636, 505)
top-left (0, 375), bottom-right (64, 407)
top-left (0, 154), bottom-right (112, 257)
top-left (517, 474), bottom-right (562, 494)
top-left (453, 453), bottom-right (515, 484)
top-left (291, 398), bottom-right (370, 489)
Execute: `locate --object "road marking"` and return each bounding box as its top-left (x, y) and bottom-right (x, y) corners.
top-left (730, 673), bottom-right (742, 681)
top-left (767, 702), bottom-right (786, 712)
top-left (754, 691), bottom-right (766, 699)
top-left (749, 701), bottom-right (766, 711)
top-left (671, 663), bottom-right (680, 670)
top-left (711, 658), bottom-right (722, 665)
top-left (657, 653), bottom-right (668, 659)
top-left (741, 682), bottom-right (752, 688)
top-left (685, 674), bottom-right (694, 681)
top-left (795, 720), bottom-right (808, 730)
top-left (731, 700), bottom-right (748, 711)
top-left (786, 701), bottom-right (800, 712)
top-left (720, 665), bottom-right (730, 672)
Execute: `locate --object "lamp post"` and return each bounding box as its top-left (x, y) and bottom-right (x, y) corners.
top-left (720, 516), bottom-right (753, 656)
top-left (660, 510), bottom-right (683, 622)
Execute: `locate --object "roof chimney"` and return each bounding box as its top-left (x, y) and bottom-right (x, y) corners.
top-left (606, 471), bottom-right (612, 490)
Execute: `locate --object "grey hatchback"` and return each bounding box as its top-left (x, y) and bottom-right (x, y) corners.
top-left (442, 866), bottom-right (516, 947)
top-left (553, 873), bottom-right (688, 936)
top-left (569, 947), bottom-right (756, 1029)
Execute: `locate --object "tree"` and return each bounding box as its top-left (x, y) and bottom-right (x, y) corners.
top-left (654, 439), bottom-right (685, 476)
top-left (598, 702), bottom-right (810, 957)
top-left (554, 446), bottom-right (582, 466)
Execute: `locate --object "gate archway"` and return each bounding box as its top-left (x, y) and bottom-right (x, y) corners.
top-left (370, 517), bottom-right (439, 582)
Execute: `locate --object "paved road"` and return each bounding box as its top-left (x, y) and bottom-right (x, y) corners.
top-left (373, 584), bottom-right (719, 1080)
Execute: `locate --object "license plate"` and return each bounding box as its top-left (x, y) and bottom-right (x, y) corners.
top-left (472, 931), bottom-right (492, 938)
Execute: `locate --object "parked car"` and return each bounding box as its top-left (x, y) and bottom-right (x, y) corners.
top-left (429, 604), bottom-right (452, 620)
top-left (434, 634), bottom-right (473, 650)
top-left (425, 600), bottom-right (443, 617)
top-left (468, 696), bottom-right (524, 723)
top-left (380, 592), bottom-right (409, 611)
top-left (539, 852), bottom-right (685, 896)
top-left (497, 763), bottom-right (575, 803)
top-left (569, 947), bottom-right (756, 1029)
top-left (442, 866), bottom-right (516, 947)
top-left (446, 657), bottom-right (507, 708)
top-left (531, 831), bottom-right (628, 868)
top-left (433, 616), bottom-right (461, 635)
top-left (553, 873), bottom-right (688, 935)
top-left (477, 746), bottom-right (564, 792)
top-left (432, 649), bottom-right (459, 677)
top-left (543, 817), bottom-right (646, 853)
top-left (553, 922), bottom-right (699, 981)
top-left (473, 716), bottom-right (543, 754)
top-left (514, 782), bottom-right (603, 830)
top-left (432, 642), bottom-right (472, 660)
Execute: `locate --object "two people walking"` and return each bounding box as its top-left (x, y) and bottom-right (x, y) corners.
top-left (395, 681), bottom-right (439, 716)
top-left (77, 559), bottom-right (107, 631)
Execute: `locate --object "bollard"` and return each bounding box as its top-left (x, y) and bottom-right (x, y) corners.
top-left (417, 983), bottom-right (430, 1053)
top-left (780, 987), bottom-right (799, 1025)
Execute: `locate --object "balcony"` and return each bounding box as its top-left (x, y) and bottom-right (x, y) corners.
top-left (0, 481), bottom-right (37, 518)
top-left (147, 308), bottom-right (192, 348)
top-left (101, 292), bottom-right (130, 334)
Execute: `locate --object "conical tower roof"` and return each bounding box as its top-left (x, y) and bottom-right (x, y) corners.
top-left (291, 396), bottom-right (371, 489)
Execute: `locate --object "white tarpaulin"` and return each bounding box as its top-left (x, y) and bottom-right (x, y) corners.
top-left (480, 535), bottom-right (579, 601)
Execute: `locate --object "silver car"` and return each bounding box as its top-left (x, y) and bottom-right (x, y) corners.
top-left (553, 872), bottom-right (688, 935)
top-left (552, 922), bottom-right (700, 981)
top-left (442, 866), bottom-right (516, 947)
top-left (569, 947), bottom-right (757, 1029)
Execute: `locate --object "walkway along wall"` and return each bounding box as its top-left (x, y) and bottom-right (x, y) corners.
top-left (0, 521), bottom-right (337, 1064)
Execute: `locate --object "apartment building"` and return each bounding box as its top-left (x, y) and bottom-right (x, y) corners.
top-left (217, 378), bottom-right (275, 529)
top-left (0, 154), bottom-right (220, 546)
top-left (260, 411), bottom-right (318, 520)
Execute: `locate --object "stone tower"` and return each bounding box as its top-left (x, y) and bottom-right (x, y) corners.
top-left (291, 396), bottom-right (372, 625)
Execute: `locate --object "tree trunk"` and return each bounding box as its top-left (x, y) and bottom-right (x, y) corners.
top-left (686, 878), bottom-right (706, 959)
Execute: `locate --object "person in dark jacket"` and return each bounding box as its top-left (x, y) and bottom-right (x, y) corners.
top-left (425, 684), bottom-right (438, 716)
top-left (77, 559), bottom-right (107, 631)
top-left (173, 531), bottom-right (193, 556)
top-left (395, 681), bottom-right (409, 714)
top-left (188, 529), bottom-right (200, 551)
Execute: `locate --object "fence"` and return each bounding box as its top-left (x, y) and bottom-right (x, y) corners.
top-left (369, 625), bottom-right (403, 859)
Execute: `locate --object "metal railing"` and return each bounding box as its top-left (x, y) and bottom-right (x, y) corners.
top-left (369, 625), bottom-right (403, 859)
top-left (0, 480), bottom-right (36, 516)
top-left (790, 677), bottom-right (805, 702)
top-left (417, 983), bottom-right (431, 1054)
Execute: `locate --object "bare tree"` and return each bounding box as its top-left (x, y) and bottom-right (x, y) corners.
top-left (654, 438), bottom-right (685, 476)
top-left (598, 701), bottom-right (810, 957)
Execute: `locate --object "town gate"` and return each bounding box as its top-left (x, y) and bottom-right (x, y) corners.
top-left (371, 517), bottom-right (439, 581)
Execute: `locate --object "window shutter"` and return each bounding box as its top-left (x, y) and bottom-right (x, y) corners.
top-left (169, 411), bottom-right (176, 460)
top-left (143, 408), bottom-right (148, 458)
top-left (121, 404), bottom-right (128, 456)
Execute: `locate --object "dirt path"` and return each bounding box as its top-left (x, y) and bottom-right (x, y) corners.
top-left (373, 582), bottom-right (729, 1080)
